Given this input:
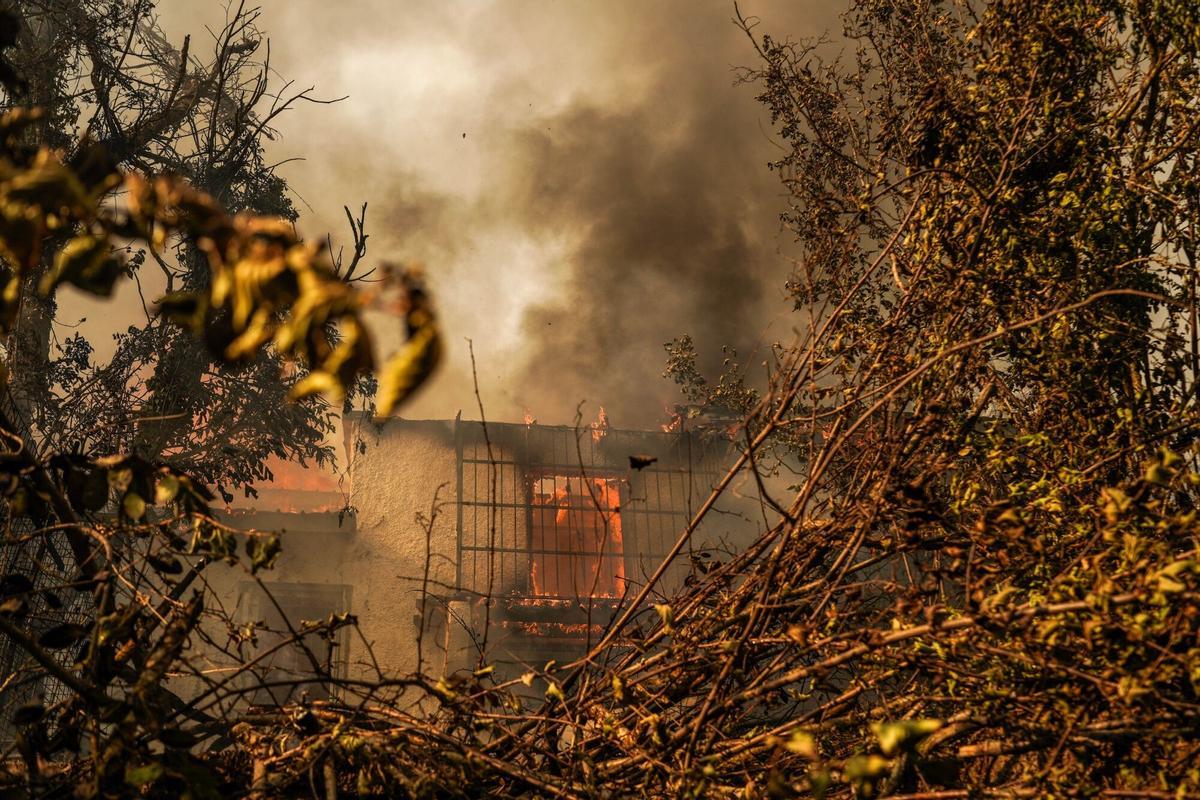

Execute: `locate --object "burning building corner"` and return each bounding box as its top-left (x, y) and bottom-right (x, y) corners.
top-left (196, 413), bottom-right (764, 697)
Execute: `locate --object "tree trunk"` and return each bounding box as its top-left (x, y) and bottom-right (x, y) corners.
top-left (5, 272), bottom-right (54, 438)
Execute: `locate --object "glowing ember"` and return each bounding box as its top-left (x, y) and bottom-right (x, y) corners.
top-left (505, 620), bottom-right (608, 637)
top-left (661, 404), bottom-right (685, 433)
top-left (229, 456), bottom-right (345, 513)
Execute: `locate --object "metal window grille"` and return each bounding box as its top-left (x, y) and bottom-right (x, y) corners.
top-left (455, 420), bottom-right (724, 605)
top-left (529, 471), bottom-right (625, 599)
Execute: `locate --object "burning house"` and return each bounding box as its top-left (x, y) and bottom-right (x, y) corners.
top-left (198, 413), bottom-right (762, 695)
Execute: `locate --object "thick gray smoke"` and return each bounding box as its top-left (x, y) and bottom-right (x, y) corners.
top-left (504, 98), bottom-right (778, 427)
top-left (151, 1), bottom-right (844, 428)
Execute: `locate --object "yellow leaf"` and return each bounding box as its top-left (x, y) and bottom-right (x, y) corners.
top-left (654, 603), bottom-right (674, 634)
top-left (44, 235), bottom-right (121, 296)
top-left (123, 493), bottom-right (146, 521)
top-left (376, 320), bottom-right (440, 416)
top-left (843, 754), bottom-right (891, 780)
top-left (224, 307), bottom-right (273, 361)
top-left (155, 474), bottom-right (180, 505)
top-left (783, 729), bottom-right (817, 759)
top-left (872, 718), bottom-right (942, 756)
top-left (433, 676), bottom-right (456, 701)
top-left (290, 370), bottom-right (342, 402)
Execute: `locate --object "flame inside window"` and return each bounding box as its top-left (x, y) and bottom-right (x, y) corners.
top-left (529, 474), bottom-right (624, 599)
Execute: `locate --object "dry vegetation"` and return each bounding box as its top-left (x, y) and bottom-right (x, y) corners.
top-left (1, 0), bottom-right (1200, 798)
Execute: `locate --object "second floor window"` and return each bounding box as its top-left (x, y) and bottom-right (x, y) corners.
top-left (528, 472), bottom-right (625, 600)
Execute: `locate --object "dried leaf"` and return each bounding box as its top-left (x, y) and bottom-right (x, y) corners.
top-left (38, 623), bottom-right (89, 650)
top-left (375, 319), bottom-right (440, 416)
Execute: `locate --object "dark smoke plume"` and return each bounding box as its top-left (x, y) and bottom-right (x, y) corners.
top-left (148, 1), bottom-right (844, 428)
top-left (505, 97), bottom-right (780, 428)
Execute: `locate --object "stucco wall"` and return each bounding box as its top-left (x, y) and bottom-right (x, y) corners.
top-left (172, 418), bottom-right (466, 710)
top-left (181, 417), bottom-right (777, 700)
top-left (179, 417), bottom-right (490, 706)
top-left (343, 416), bottom-right (462, 677)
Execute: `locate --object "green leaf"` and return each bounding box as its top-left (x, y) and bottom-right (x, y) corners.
top-left (125, 761), bottom-right (164, 788)
top-left (871, 718), bottom-right (942, 756)
top-left (843, 754), bottom-right (890, 780)
top-left (433, 676), bottom-right (457, 701)
top-left (123, 492), bottom-right (146, 521)
top-left (808, 768), bottom-right (832, 800)
top-left (156, 474), bottom-right (181, 505)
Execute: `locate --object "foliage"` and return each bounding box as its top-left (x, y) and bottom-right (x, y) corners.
top-left (3, 0), bottom-right (1200, 798)
top-left (307, 1), bottom-right (1195, 797)
top-left (664, 334), bottom-right (762, 418)
top-left (0, 0), bottom-right (366, 500)
top-left (0, 98), bottom-right (436, 800)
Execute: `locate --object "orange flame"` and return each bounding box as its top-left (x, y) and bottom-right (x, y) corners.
top-left (229, 457), bottom-right (345, 513)
top-left (529, 474), bottom-right (624, 599)
top-left (590, 406), bottom-right (610, 444)
top-left (661, 404), bottom-right (685, 433)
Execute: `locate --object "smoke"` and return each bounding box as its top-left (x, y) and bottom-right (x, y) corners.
top-left (152, 0), bottom-right (844, 428)
top-left (502, 98), bottom-right (776, 427)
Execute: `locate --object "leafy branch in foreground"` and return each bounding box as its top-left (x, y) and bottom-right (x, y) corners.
top-left (0, 109), bottom-right (436, 416)
top-left (0, 99), bottom-right (437, 795)
top-left (4, 0), bottom-right (1200, 798)
top-left (226, 2), bottom-right (1195, 797)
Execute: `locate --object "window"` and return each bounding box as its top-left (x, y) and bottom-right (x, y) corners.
top-left (454, 420), bottom-right (722, 606)
top-left (238, 582), bottom-right (351, 706)
top-left (528, 473), bottom-right (625, 600)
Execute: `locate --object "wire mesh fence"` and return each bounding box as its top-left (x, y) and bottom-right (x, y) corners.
top-left (0, 521), bottom-right (92, 735)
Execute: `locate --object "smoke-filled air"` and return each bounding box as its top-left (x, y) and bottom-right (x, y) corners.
top-left (153, 1), bottom-right (841, 427)
top-left (3, 2), bottom-right (1200, 798)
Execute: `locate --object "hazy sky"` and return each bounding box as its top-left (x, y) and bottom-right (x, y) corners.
top-left (149, 1), bottom-right (842, 428)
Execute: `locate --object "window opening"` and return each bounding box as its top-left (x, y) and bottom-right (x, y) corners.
top-left (528, 473), bottom-right (624, 600)
top-left (239, 582), bottom-right (351, 706)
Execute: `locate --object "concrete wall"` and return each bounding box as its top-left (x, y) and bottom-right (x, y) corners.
top-left (183, 417), bottom-right (777, 698)
top-left (343, 416), bottom-right (462, 676)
